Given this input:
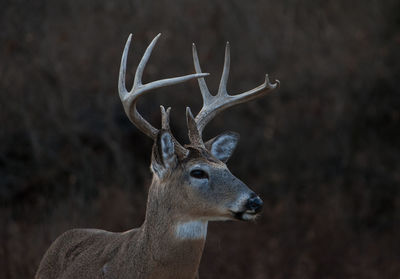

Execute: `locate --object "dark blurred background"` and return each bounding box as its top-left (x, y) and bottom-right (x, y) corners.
top-left (1, 0), bottom-right (400, 278)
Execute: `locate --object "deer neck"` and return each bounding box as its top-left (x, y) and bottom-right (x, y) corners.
top-left (132, 179), bottom-right (208, 278)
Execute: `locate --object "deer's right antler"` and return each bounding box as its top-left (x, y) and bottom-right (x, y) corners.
top-left (189, 42), bottom-right (279, 141)
top-left (118, 34), bottom-right (208, 140)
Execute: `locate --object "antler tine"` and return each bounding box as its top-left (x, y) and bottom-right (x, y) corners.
top-left (118, 34), bottom-right (132, 100)
top-left (160, 105), bottom-right (188, 157)
top-left (160, 105), bottom-right (171, 130)
top-left (192, 43), bottom-right (213, 106)
top-left (118, 33), bottom-right (209, 140)
top-left (133, 33), bottom-right (161, 87)
top-left (217, 42), bottom-right (230, 97)
top-left (192, 43), bottom-right (279, 136)
top-left (186, 107), bottom-right (203, 147)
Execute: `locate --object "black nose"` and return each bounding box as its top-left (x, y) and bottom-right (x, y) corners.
top-left (246, 195), bottom-right (263, 213)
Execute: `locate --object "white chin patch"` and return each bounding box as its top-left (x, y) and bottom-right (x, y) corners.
top-left (175, 221), bottom-right (208, 240)
top-left (242, 213), bottom-right (257, 221)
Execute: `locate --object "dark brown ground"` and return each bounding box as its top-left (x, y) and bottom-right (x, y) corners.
top-left (1, 0), bottom-right (400, 278)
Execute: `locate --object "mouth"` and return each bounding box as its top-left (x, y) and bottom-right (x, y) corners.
top-left (230, 210), bottom-right (259, 221)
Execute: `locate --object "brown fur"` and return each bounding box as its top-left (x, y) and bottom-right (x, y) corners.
top-left (36, 34), bottom-right (272, 279)
top-left (36, 145), bottom-right (256, 279)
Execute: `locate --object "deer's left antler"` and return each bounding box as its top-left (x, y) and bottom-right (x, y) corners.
top-left (189, 42), bottom-right (279, 141)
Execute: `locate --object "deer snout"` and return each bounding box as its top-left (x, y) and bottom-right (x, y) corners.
top-left (229, 192), bottom-right (263, 221)
top-left (245, 193), bottom-right (263, 214)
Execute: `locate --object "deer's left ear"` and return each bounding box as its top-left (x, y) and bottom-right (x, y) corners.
top-left (205, 131), bottom-right (239, 163)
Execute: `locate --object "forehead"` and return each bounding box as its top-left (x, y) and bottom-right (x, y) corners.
top-left (181, 146), bottom-right (222, 166)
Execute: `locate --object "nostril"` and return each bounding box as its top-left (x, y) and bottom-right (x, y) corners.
top-left (246, 196), bottom-right (263, 213)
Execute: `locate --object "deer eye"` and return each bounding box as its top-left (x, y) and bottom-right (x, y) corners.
top-left (190, 169), bottom-right (209, 179)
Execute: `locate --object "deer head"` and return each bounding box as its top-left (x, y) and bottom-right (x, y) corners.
top-left (118, 33), bottom-right (279, 227)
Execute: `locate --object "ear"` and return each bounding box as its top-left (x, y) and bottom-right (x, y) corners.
top-left (205, 131), bottom-right (239, 163)
top-left (151, 131), bottom-right (177, 177)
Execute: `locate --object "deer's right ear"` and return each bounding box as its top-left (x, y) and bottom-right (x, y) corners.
top-left (151, 131), bottom-right (177, 177)
top-left (205, 131), bottom-right (240, 163)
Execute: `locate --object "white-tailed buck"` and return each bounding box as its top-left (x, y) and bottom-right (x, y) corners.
top-left (36, 33), bottom-right (279, 279)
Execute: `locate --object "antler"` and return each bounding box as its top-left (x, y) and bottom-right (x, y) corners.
top-left (191, 42), bottom-right (279, 137)
top-left (118, 33), bottom-right (209, 141)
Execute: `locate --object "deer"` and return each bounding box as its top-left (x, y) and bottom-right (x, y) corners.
top-left (35, 33), bottom-right (279, 279)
